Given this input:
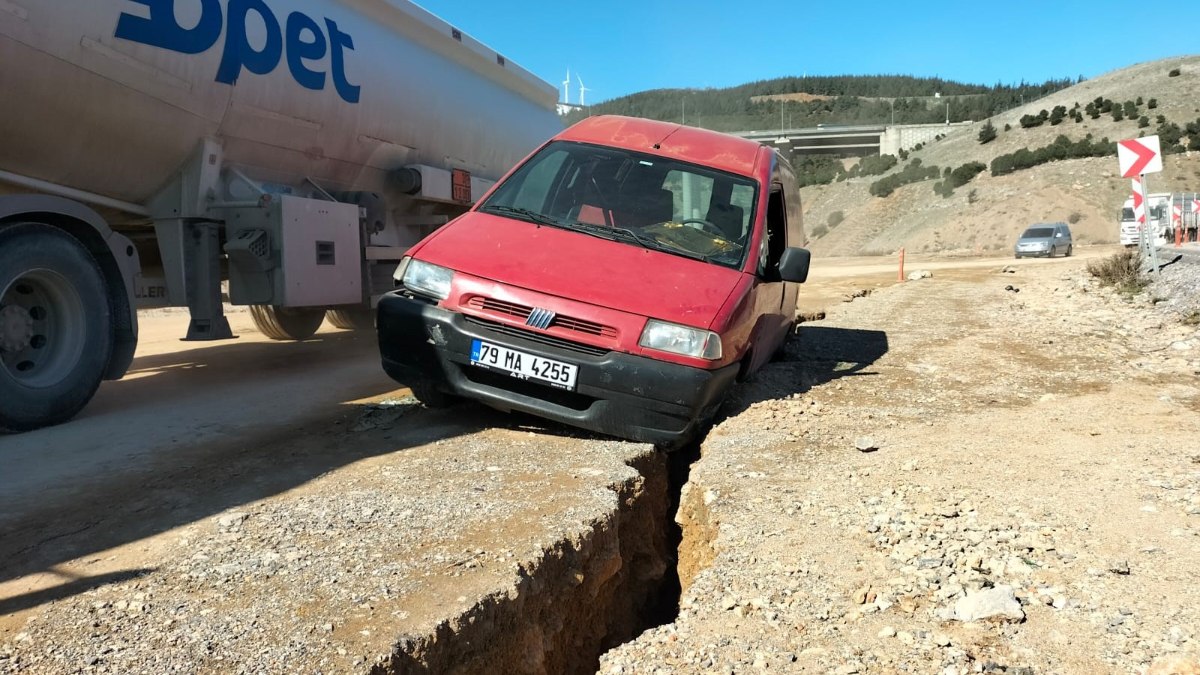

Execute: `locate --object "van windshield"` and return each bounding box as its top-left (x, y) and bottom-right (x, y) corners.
top-left (479, 141), bottom-right (758, 269)
top-left (1022, 227), bottom-right (1054, 238)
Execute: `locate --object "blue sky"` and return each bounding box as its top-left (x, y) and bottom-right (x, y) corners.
top-left (419, 0), bottom-right (1195, 103)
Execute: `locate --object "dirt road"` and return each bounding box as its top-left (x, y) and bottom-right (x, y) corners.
top-left (3, 247), bottom-right (1199, 674)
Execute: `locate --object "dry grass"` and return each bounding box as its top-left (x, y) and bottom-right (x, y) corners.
top-left (1086, 250), bottom-right (1147, 294)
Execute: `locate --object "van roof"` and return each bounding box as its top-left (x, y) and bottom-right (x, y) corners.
top-left (555, 115), bottom-right (765, 178)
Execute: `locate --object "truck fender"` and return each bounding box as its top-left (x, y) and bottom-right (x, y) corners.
top-left (0, 195), bottom-right (140, 380)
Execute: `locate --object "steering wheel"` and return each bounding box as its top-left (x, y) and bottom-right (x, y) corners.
top-left (679, 218), bottom-right (726, 237)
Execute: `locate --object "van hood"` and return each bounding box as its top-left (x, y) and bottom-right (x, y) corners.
top-left (414, 212), bottom-right (744, 328)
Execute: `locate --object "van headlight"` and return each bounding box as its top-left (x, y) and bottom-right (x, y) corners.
top-left (395, 257), bottom-right (454, 300)
top-left (639, 320), bottom-right (722, 360)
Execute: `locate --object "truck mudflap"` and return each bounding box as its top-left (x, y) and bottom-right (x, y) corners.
top-left (376, 292), bottom-right (739, 446)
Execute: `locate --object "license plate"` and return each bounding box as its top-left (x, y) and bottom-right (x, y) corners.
top-left (470, 340), bottom-right (578, 390)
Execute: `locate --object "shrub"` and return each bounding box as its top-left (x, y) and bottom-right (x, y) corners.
top-left (1068, 212), bottom-right (1083, 224)
top-left (968, 189), bottom-right (979, 204)
top-left (869, 161), bottom-right (941, 197)
top-left (1138, 116), bottom-right (1150, 128)
top-left (1136, 96), bottom-right (1144, 105)
top-left (978, 120), bottom-right (998, 144)
top-left (990, 135), bottom-right (1116, 176)
top-left (1123, 101), bottom-right (1138, 118)
top-left (843, 154), bottom-right (899, 178)
top-left (1020, 114), bottom-right (1043, 129)
top-left (1004, 123), bottom-right (1012, 132)
top-left (1148, 98), bottom-right (1158, 109)
top-left (811, 224), bottom-right (829, 238)
top-left (1086, 250), bottom-right (1146, 295)
top-left (1049, 105), bottom-right (1068, 125)
top-left (827, 210), bottom-right (845, 228)
top-left (1112, 108), bottom-right (1125, 122)
top-left (1169, 68), bottom-right (1181, 77)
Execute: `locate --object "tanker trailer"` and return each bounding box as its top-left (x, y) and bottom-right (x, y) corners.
top-left (0, 0), bottom-right (563, 431)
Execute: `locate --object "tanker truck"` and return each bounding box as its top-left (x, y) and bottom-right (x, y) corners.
top-left (0, 0), bottom-right (563, 431)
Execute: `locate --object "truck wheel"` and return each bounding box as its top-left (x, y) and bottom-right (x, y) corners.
top-left (326, 307), bottom-right (375, 330)
top-left (249, 305), bottom-right (325, 341)
top-left (0, 224), bottom-right (113, 432)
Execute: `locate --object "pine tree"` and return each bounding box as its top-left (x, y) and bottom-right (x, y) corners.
top-left (978, 120), bottom-right (998, 144)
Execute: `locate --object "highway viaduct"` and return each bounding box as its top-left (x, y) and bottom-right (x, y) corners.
top-left (734, 121), bottom-right (974, 157)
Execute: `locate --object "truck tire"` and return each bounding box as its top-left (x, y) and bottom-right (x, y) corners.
top-left (0, 223), bottom-right (113, 432)
top-left (326, 307), bottom-right (375, 330)
top-left (249, 305), bottom-right (325, 341)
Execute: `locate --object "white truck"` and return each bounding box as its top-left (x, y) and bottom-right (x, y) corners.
top-left (0, 0), bottom-right (562, 431)
top-left (1119, 192), bottom-right (1171, 247)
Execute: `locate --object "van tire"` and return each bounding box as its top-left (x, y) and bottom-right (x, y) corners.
top-left (409, 380), bottom-right (458, 408)
top-left (1065, 245), bottom-right (1073, 257)
top-left (0, 224), bottom-right (113, 432)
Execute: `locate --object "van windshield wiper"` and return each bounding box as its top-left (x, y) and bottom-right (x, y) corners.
top-left (480, 204), bottom-right (563, 228)
top-left (569, 220), bottom-right (715, 263)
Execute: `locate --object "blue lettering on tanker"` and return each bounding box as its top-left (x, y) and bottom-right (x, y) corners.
top-left (115, 0), bottom-right (361, 104)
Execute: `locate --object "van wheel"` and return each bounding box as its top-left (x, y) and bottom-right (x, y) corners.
top-left (250, 305), bottom-right (325, 340)
top-left (1050, 246), bottom-right (1057, 258)
top-left (0, 224), bottom-right (113, 432)
top-left (1065, 245), bottom-right (1073, 257)
top-left (409, 380), bottom-right (458, 408)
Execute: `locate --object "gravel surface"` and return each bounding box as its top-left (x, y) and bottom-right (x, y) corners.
top-left (5, 254), bottom-right (1200, 674)
top-left (602, 257), bottom-right (1200, 674)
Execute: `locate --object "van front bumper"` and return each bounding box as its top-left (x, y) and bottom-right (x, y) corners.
top-left (376, 292), bottom-right (738, 447)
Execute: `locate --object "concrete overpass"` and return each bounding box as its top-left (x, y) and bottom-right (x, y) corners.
top-left (734, 122), bottom-right (974, 157)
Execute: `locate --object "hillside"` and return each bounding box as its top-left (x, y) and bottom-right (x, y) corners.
top-left (565, 75), bottom-right (1075, 133)
top-left (802, 55), bottom-right (1200, 257)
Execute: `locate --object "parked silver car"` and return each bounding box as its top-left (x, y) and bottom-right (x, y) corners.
top-left (1014, 223), bottom-right (1073, 258)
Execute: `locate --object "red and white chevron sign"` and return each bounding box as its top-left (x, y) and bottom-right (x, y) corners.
top-left (1174, 203), bottom-right (1183, 224)
top-left (1193, 198), bottom-right (1200, 215)
top-left (1131, 178), bottom-right (1145, 224)
top-left (1118, 135), bottom-right (1163, 178)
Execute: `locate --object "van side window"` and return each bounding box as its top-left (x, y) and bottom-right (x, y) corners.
top-left (510, 148), bottom-right (569, 212)
top-left (758, 185), bottom-right (787, 280)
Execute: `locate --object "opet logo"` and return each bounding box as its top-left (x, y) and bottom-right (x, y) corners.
top-left (115, 0), bottom-right (361, 103)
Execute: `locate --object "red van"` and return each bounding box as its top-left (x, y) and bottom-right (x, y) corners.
top-left (377, 115), bottom-right (810, 448)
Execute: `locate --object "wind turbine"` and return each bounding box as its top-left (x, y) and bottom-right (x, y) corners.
top-left (562, 68), bottom-right (571, 105)
top-left (577, 74), bottom-right (591, 107)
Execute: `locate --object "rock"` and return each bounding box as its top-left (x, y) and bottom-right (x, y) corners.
top-left (1109, 560), bottom-right (1131, 575)
top-left (1147, 656), bottom-right (1200, 675)
top-left (999, 266), bottom-right (1018, 274)
top-left (217, 512), bottom-right (249, 529)
top-left (854, 437), bottom-right (879, 453)
top-left (908, 270), bottom-right (933, 281)
top-left (1004, 285), bottom-right (1020, 293)
top-left (878, 626), bottom-right (897, 638)
top-left (944, 586), bottom-right (1025, 623)
top-left (933, 633), bottom-right (952, 647)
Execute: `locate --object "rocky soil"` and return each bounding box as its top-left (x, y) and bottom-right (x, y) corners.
top-left (3, 252), bottom-right (1199, 675)
top-left (602, 253), bottom-right (1200, 674)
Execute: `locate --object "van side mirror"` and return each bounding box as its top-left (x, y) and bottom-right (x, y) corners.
top-left (779, 247), bottom-right (811, 284)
